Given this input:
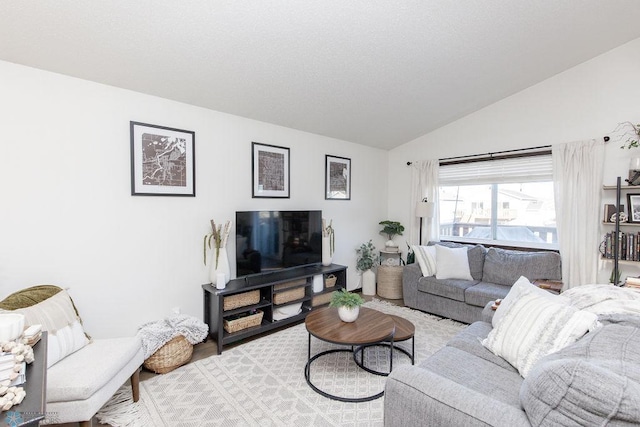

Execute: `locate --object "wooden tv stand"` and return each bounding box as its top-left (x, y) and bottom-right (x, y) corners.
top-left (202, 264), bottom-right (347, 354)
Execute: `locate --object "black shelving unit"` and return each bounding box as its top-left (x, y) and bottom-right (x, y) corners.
top-left (203, 264), bottom-right (347, 353)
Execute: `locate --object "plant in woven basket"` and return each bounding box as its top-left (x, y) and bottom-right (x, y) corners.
top-left (329, 288), bottom-right (364, 309)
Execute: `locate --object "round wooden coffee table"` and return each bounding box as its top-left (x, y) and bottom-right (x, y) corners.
top-left (304, 307), bottom-right (399, 402)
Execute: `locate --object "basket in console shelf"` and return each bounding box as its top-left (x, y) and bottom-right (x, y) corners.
top-left (273, 287), bottom-right (305, 305)
top-left (223, 289), bottom-right (260, 311)
top-left (224, 309), bottom-right (264, 333)
top-left (325, 274), bottom-right (337, 288)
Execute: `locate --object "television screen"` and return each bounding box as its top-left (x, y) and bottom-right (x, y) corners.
top-left (235, 210), bottom-right (323, 278)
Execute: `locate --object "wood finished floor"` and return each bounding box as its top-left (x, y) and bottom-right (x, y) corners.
top-left (50, 294), bottom-right (404, 426)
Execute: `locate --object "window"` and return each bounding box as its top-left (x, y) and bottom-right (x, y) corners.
top-left (438, 153), bottom-right (557, 249)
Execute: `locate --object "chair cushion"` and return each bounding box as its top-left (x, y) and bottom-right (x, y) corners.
top-left (47, 336), bottom-right (142, 402)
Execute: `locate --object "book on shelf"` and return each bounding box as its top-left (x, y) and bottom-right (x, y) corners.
top-left (601, 231), bottom-right (640, 262)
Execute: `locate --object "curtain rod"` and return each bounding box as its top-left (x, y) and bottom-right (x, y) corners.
top-left (406, 137), bottom-right (610, 166)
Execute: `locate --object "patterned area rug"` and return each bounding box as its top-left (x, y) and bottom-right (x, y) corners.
top-left (97, 300), bottom-right (465, 426)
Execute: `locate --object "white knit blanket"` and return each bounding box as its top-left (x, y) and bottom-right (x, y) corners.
top-left (562, 284), bottom-right (640, 317)
top-left (137, 314), bottom-right (209, 359)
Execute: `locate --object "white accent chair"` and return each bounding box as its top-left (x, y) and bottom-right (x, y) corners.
top-left (0, 285), bottom-right (143, 427)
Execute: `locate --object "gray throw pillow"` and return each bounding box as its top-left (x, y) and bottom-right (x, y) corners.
top-left (427, 241), bottom-right (486, 281)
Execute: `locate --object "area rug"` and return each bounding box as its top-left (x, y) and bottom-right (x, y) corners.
top-left (97, 300), bottom-right (465, 426)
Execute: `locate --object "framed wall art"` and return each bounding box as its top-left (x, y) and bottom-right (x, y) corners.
top-left (130, 121), bottom-right (195, 196)
top-left (325, 155), bottom-right (351, 200)
top-left (252, 142), bottom-right (290, 198)
top-left (628, 193), bottom-right (640, 223)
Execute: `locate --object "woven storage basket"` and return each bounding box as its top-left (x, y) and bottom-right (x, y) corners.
top-left (273, 278), bottom-right (307, 290)
top-left (273, 287), bottom-right (305, 305)
top-left (224, 310), bottom-right (264, 333)
top-left (223, 289), bottom-right (260, 311)
top-left (311, 292), bottom-right (333, 307)
top-left (324, 274), bottom-right (337, 288)
top-left (143, 335), bottom-right (193, 374)
top-left (377, 266), bottom-right (404, 299)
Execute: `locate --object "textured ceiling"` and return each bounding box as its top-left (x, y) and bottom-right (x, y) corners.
top-left (2, 1), bottom-right (640, 149)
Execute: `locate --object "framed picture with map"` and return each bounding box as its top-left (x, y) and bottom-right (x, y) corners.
top-left (130, 121), bottom-right (195, 196)
top-left (252, 142), bottom-right (290, 198)
top-left (325, 155), bottom-right (351, 200)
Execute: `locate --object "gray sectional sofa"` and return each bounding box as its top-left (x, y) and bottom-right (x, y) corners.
top-left (384, 313), bottom-right (640, 426)
top-left (403, 242), bottom-right (562, 323)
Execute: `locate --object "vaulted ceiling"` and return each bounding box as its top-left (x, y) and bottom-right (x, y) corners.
top-left (2, 1), bottom-right (640, 149)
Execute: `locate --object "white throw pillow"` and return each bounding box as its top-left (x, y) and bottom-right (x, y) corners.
top-left (412, 245), bottom-right (437, 277)
top-left (482, 290), bottom-right (599, 378)
top-left (435, 245), bottom-right (473, 281)
top-left (15, 290), bottom-right (89, 368)
top-left (493, 276), bottom-right (569, 327)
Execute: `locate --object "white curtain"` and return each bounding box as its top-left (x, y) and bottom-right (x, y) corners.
top-left (409, 159), bottom-right (439, 245)
top-left (553, 139), bottom-right (604, 289)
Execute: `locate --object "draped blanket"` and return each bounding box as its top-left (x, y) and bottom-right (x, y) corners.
top-left (137, 314), bottom-right (209, 359)
top-left (562, 284), bottom-right (640, 317)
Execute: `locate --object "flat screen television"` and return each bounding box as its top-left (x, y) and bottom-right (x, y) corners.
top-left (235, 210), bottom-right (323, 278)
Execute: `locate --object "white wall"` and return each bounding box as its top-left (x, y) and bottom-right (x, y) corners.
top-left (0, 60), bottom-right (388, 338)
top-left (388, 37), bottom-right (640, 284)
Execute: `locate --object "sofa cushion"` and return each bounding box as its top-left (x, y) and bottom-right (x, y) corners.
top-left (417, 276), bottom-right (478, 302)
top-left (435, 245), bottom-right (473, 280)
top-left (464, 282), bottom-right (511, 308)
top-left (482, 247), bottom-right (561, 286)
top-left (520, 316), bottom-right (640, 426)
top-left (429, 241), bottom-right (486, 281)
top-left (482, 290), bottom-right (598, 377)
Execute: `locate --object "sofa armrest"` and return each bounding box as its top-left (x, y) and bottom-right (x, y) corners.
top-left (481, 301), bottom-right (496, 324)
top-left (402, 263), bottom-right (422, 307)
top-left (384, 365), bottom-right (530, 427)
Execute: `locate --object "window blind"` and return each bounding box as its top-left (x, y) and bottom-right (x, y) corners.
top-left (439, 154), bottom-right (553, 186)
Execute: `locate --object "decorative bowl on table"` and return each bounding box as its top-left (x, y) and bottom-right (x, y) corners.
top-left (0, 313), bottom-right (25, 342)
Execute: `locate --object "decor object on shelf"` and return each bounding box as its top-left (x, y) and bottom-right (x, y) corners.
top-left (604, 204), bottom-right (626, 222)
top-left (329, 289), bottom-right (364, 322)
top-left (628, 156), bottom-right (640, 186)
top-left (325, 155), bottom-right (351, 200)
top-left (204, 220), bottom-right (232, 286)
top-left (356, 240), bottom-right (379, 295)
top-left (415, 198), bottom-right (436, 245)
top-left (321, 218), bottom-right (335, 266)
top-left (628, 194), bottom-right (640, 223)
top-left (379, 220), bottom-right (405, 250)
top-left (252, 142), bottom-right (290, 198)
top-left (129, 121), bottom-right (195, 196)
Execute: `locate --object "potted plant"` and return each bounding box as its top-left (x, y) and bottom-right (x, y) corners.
top-left (329, 288), bottom-right (365, 322)
top-left (379, 220), bottom-right (404, 250)
top-left (356, 240), bottom-right (379, 296)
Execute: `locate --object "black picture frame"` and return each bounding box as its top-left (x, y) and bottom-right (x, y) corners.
top-left (628, 194), bottom-right (640, 223)
top-left (130, 121), bottom-right (195, 196)
top-left (252, 142), bottom-right (290, 198)
top-left (325, 155), bottom-right (351, 200)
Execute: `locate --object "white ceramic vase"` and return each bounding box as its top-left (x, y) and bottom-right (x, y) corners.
top-left (321, 236), bottom-right (332, 266)
top-left (209, 246), bottom-right (231, 287)
top-left (338, 306), bottom-right (359, 322)
top-left (362, 269), bottom-right (376, 296)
